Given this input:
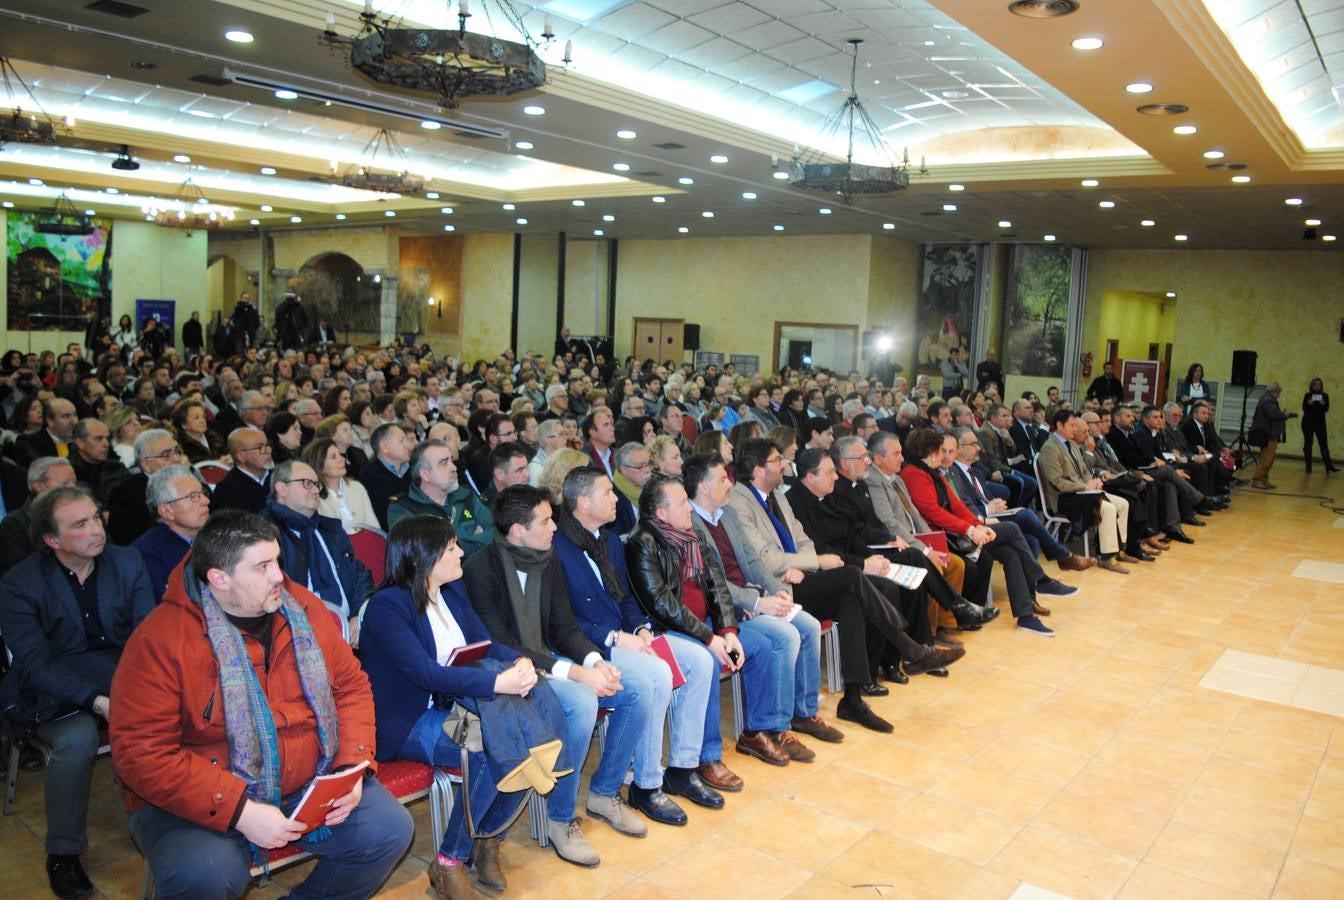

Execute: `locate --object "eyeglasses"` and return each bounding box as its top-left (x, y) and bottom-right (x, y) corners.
top-left (143, 447), bottom-right (181, 462)
top-left (840, 454), bottom-right (868, 462)
top-left (164, 490), bottom-right (208, 505)
top-left (283, 478), bottom-right (322, 491)
top-left (238, 443), bottom-right (272, 454)
top-left (623, 460), bottom-right (652, 470)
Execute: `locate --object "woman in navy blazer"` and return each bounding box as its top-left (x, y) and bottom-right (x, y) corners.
top-left (359, 516), bottom-right (574, 897)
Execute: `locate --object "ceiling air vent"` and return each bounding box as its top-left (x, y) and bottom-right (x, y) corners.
top-left (1137, 103), bottom-right (1189, 116)
top-left (633, 170), bottom-right (662, 177)
top-left (652, 141), bottom-right (686, 150)
top-left (1007, 0), bottom-right (1079, 18)
top-left (190, 73), bottom-right (231, 87)
top-left (86, 0), bottom-right (149, 18)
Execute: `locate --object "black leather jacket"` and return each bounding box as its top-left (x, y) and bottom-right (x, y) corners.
top-left (625, 524), bottom-right (738, 645)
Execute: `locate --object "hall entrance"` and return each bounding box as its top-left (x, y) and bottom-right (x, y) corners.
top-left (632, 317), bottom-right (684, 366)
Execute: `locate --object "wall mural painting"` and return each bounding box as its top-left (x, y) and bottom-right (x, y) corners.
top-left (6, 210), bottom-right (112, 331)
top-left (1005, 243), bottom-right (1071, 378)
top-left (916, 244), bottom-right (979, 373)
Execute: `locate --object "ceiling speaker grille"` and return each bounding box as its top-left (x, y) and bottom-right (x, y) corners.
top-left (1007, 0), bottom-right (1080, 18)
top-left (86, 0), bottom-right (149, 18)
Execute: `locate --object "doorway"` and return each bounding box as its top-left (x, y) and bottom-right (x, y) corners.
top-left (632, 317), bottom-right (684, 366)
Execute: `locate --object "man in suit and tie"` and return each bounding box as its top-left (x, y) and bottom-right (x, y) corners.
top-left (12, 398), bottom-right (79, 467)
top-left (209, 427), bottom-right (273, 513)
top-left (1136, 406), bottom-right (1218, 518)
top-left (1033, 413), bottom-right (1134, 574)
top-left (581, 408), bottom-right (617, 477)
top-left (1164, 403), bottom-right (1232, 501)
top-left (1108, 406), bottom-right (1203, 542)
top-left (1083, 410), bottom-right (1175, 552)
top-left (1008, 398), bottom-right (1048, 466)
top-left (1181, 401), bottom-right (1239, 493)
top-left (977, 404), bottom-right (1038, 504)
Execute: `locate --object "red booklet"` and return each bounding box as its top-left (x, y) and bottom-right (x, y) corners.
top-left (649, 635), bottom-right (686, 689)
top-left (446, 640), bottom-right (491, 667)
top-left (288, 760), bottom-right (370, 834)
top-left (914, 531), bottom-right (949, 554)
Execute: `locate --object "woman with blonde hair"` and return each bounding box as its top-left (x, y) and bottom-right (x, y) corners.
top-left (536, 447), bottom-right (591, 505)
top-left (106, 405), bottom-right (143, 469)
top-left (647, 434), bottom-right (683, 477)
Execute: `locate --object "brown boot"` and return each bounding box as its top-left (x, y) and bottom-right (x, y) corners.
top-left (428, 858), bottom-right (474, 899)
top-left (471, 838), bottom-right (506, 892)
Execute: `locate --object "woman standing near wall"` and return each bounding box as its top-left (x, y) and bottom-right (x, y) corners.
top-left (1301, 378), bottom-right (1336, 474)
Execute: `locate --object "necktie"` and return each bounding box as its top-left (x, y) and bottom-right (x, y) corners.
top-left (944, 471), bottom-right (962, 502)
top-left (757, 489), bottom-right (797, 554)
top-left (56, 442), bottom-right (68, 458)
top-left (1064, 440), bottom-right (1085, 478)
top-left (893, 482), bottom-right (917, 531)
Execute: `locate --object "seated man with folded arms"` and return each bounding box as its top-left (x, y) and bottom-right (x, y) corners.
top-left (1083, 410), bottom-right (1174, 557)
top-left (133, 465), bottom-right (212, 603)
top-left (0, 485), bottom-right (155, 900)
top-left (111, 510), bottom-right (412, 900)
top-left (1034, 412), bottom-right (1136, 575)
top-left (553, 466), bottom-right (727, 817)
top-left (464, 485), bottom-right (662, 862)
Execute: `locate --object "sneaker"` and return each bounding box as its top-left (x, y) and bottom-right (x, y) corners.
top-left (546, 819), bottom-right (600, 867)
top-left (1036, 578), bottom-right (1078, 597)
top-left (585, 792), bottom-right (648, 837)
top-left (1017, 615), bottom-right (1055, 637)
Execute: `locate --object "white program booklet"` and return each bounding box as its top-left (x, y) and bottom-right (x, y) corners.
top-left (880, 562), bottom-right (928, 590)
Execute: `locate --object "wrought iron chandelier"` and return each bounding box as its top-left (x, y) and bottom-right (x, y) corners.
top-left (35, 193), bottom-right (94, 236)
top-left (320, 1), bottom-right (547, 110)
top-left (780, 39), bottom-right (927, 205)
top-left (333, 128), bottom-right (425, 195)
top-left (0, 57), bottom-right (66, 147)
top-left (141, 179), bottom-right (235, 235)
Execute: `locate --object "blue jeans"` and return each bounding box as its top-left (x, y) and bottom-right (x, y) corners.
top-left (705, 621), bottom-right (785, 735)
top-left (547, 662), bottom-right (652, 800)
top-left (744, 609), bottom-right (820, 718)
top-left (1007, 470), bottom-right (1038, 505)
top-left (614, 632), bottom-right (713, 776)
top-left (1004, 509), bottom-right (1069, 562)
top-left (129, 777), bottom-right (412, 900)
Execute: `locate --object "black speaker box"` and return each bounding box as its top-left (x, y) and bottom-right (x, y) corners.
top-left (1230, 349), bottom-right (1257, 387)
top-left (683, 323), bottom-right (701, 351)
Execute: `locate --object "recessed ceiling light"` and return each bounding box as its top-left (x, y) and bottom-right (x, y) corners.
top-left (1, 201), bottom-right (12, 208)
top-left (1285, 197), bottom-right (1304, 206)
top-left (572, 199), bottom-right (586, 207)
top-left (773, 225), bottom-right (784, 231)
top-left (742, 191), bottom-right (757, 200)
top-left (1173, 124), bottom-right (1198, 135)
top-left (702, 211), bottom-right (714, 218)
top-left (84, 209), bottom-right (96, 216)
top-left (1099, 200), bottom-right (1115, 208)
top-left (1141, 219), bottom-right (1155, 226)
top-left (1174, 233), bottom-right (1188, 241)
top-left (516, 217), bottom-right (528, 225)
top-left (443, 224), bottom-right (455, 231)
top-left (1324, 234), bottom-right (1337, 242)
top-left (186, 109), bottom-right (217, 119)
top-left (384, 210), bottom-right (396, 217)
top-left (523, 105), bottom-right (545, 116)
top-left (612, 163), bottom-right (630, 172)
top-left (249, 218), bottom-right (260, 225)
top-left (999, 220), bottom-right (1012, 228)
top-left (225, 30), bottom-right (254, 43)
top-left (678, 226), bottom-right (689, 233)
top-left (259, 166), bottom-right (276, 175)
top-left (1306, 218), bottom-right (1322, 226)
top-left (678, 176), bottom-right (694, 185)
top-left (942, 203), bottom-right (957, 212)
top-left (27, 178), bottom-right (43, 186)
top-left (1166, 291), bottom-right (1176, 298)
top-left (335, 213), bottom-right (347, 220)
top-left (1071, 37), bottom-right (1104, 50)
top-left (290, 215), bottom-right (302, 223)
top-left (882, 223), bottom-right (895, 230)
top-left (514, 141), bottom-right (534, 150)
top-left (1231, 174), bottom-right (1251, 183)
top-left (260, 204), bottom-right (273, 212)
top-left (710, 154), bottom-right (728, 164)
top-left (1125, 82), bottom-right (1154, 94)
top-left (652, 196), bottom-right (666, 203)
top-left (948, 183), bottom-right (965, 191)
top-left (616, 129), bottom-right (636, 140)
top-left (440, 207), bottom-right (454, 214)
top-left (502, 203), bottom-right (516, 210)
top-left (819, 208), bottom-right (832, 215)
top-left (426, 191), bottom-right (440, 199)
top-left (172, 154), bottom-right (190, 163)
top-left (1081, 179), bottom-right (1099, 187)
top-left (594, 229), bottom-right (604, 236)
top-left (1044, 234), bottom-right (1057, 241)
top-left (145, 215), bottom-right (154, 221)
top-left (1202, 149), bottom-right (1225, 159)
top-left (772, 170), bottom-right (789, 180)
top-left (602, 214), bottom-right (615, 222)
top-left (274, 89), bottom-right (298, 100)
top-left (420, 120), bottom-right (441, 130)
top-left (105, 187), bottom-right (119, 194)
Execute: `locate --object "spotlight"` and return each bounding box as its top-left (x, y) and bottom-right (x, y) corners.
top-left (111, 145), bottom-right (140, 171)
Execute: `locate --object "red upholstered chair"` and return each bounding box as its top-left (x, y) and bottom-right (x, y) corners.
top-left (349, 527), bottom-right (387, 585)
top-left (194, 461), bottom-right (231, 487)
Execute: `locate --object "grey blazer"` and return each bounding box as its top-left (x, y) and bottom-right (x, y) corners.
top-left (724, 482), bottom-right (820, 582)
top-left (862, 467), bottom-right (931, 554)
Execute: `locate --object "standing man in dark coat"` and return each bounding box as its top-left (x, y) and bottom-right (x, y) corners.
top-left (180, 311), bottom-right (204, 358)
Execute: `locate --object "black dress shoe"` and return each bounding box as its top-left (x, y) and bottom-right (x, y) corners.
top-left (1166, 530), bottom-right (1196, 544)
top-left (46, 855), bottom-right (92, 900)
top-left (954, 603), bottom-right (1000, 630)
top-left (878, 663), bottom-right (909, 685)
top-left (1127, 548), bottom-right (1157, 562)
top-left (1182, 516), bottom-right (1206, 527)
top-left (925, 668), bottom-right (950, 678)
top-left (627, 786), bottom-right (688, 826)
top-left (860, 681), bottom-right (890, 697)
top-left (662, 769), bottom-right (724, 809)
top-left (836, 697), bottom-right (893, 733)
top-left (1194, 504), bottom-right (1217, 516)
top-left (905, 645), bottom-right (965, 676)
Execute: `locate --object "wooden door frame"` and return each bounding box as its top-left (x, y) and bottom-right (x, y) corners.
top-left (772, 321), bottom-right (860, 373)
top-left (631, 316), bottom-right (684, 363)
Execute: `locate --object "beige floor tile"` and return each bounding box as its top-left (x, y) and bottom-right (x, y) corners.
top-left (1272, 855), bottom-right (1344, 899)
top-left (1171, 783), bottom-right (1304, 851)
top-left (1216, 728), bottom-right (1326, 779)
top-left (506, 851), bottom-right (639, 900)
top-left (1118, 862), bottom-right (1260, 899)
top-left (929, 767), bottom-right (1059, 823)
top-left (1145, 821), bottom-right (1286, 896)
top-left (784, 873), bottom-right (866, 899)
top-left (1289, 558), bottom-right (1344, 584)
top-left (781, 762), bottom-right (916, 826)
top-left (951, 867), bottom-right (1024, 899)
top-left (1194, 756), bottom-right (1315, 812)
top-left (822, 831), bottom-right (981, 899)
top-left (581, 814), bottom-right (723, 876)
top-left (967, 735), bottom-right (1092, 788)
top-left (1199, 666), bottom-right (1303, 704)
top-left (1290, 683), bottom-right (1344, 718)
top-left (1288, 815), bottom-right (1344, 869)
top-left (1032, 790), bottom-right (1168, 859)
top-left (1213, 648), bottom-right (1311, 682)
top-left (1006, 709), bottom-right (1124, 756)
top-left (1234, 702), bottom-right (1336, 752)
top-left (1066, 760), bottom-right (1192, 820)
top-left (1093, 733), bottom-right (1211, 784)
top-left (830, 734), bottom-right (965, 790)
top-left (883, 794), bottom-right (1023, 865)
top-left (726, 797), bottom-right (869, 871)
top-left (990, 826), bottom-right (1138, 900)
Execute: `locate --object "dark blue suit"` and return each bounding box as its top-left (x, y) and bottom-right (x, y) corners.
top-left (131, 523), bottom-right (192, 604)
top-left (552, 527), bottom-right (650, 649)
top-left (947, 462), bottom-right (1068, 562)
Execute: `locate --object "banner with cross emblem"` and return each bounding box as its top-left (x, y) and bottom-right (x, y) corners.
top-left (1121, 359), bottom-right (1160, 406)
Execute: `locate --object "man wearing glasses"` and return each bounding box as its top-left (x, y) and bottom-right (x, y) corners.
top-left (611, 442), bottom-right (653, 536)
top-left (212, 427), bottom-right (274, 514)
top-left (132, 465), bottom-right (211, 603)
top-left (263, 459), bottom-right (372, 635)
top-left (106, 429), bottom-right (186, 545)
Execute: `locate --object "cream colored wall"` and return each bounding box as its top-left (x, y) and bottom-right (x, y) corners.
top-left (865, 236), bottom-right (922, 373)
top-left (516, 234), bottom-right (556, 360)
top-left (459, 233), bottom-right (515, 363)
top-left (564, 238), bottom-right (608, 342)
top-left (615, 234), bottom-right (876, 369)
top-left (1084, 248), bottom-right (1344, 453)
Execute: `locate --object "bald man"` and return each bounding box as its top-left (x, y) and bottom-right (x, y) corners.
top-left (209, 428), bottom-right (273, 513)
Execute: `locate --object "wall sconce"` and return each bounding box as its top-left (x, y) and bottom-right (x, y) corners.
top-left (427, 296), bottom-right (441, 318)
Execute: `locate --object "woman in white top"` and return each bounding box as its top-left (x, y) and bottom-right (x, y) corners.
top-left (110, 314), bottom-right (138, 356)
top-left (105, 405), bottom-right (142, 469)
top-left (303, 437), bottom-right (379, 533)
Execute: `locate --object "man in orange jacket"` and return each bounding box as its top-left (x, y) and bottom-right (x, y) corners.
top-left (110, 510), bottom-right (412, 899)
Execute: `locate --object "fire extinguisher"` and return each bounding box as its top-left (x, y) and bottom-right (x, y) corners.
top-left (1081, 352), bottom-right (1093, 380)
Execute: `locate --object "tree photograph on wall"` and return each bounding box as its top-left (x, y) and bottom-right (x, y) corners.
top-left (6, 209), bottom-right (112, 331)
top-left (916, 244), bottom-right (980, 373)
top-left (1005, 243), bottom-right (1071, 377)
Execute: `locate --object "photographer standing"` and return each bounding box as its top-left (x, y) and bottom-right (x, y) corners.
top-left (1249, 382), bottom-right (1297, 490)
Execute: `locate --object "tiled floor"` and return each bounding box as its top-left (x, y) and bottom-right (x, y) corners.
top-left (5, 460), bottom-right (1343, 899)
top-left (1199, 649), bottom-right (1344, 716)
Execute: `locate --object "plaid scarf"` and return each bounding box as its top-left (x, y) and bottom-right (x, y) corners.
top-left (647, 518), bottom-right (704, 582)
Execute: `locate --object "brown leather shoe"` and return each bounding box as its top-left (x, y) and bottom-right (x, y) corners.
top-left (471, 838), bottom-right (506, 892)
top-left (696, 760), bottom-right (744, 792)
top-left (1097, 557), bottom-right (1130, 574)
top-left (1032, 600), bottom-right (1052, 617)
top-left (774, 730), bottom-right (816, 763)
top-left (1141, 539), bottom-right (1165, 554)
top-left (934, 627), bottom-right (963, 646)
top-left (1115, 551), bottom-right (1139, 564)
top-left (790, 714), bottom-right (844, 743)
top-left (905, 645), bottom-right (965, 676)
top-left (1058, 554), bottom-right (1096, 571)
top-left (735, 730), bottom-right (789, 766)
top-left (428, 858), bottom-right (474, 899)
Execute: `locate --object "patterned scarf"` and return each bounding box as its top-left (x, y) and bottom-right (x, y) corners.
top-left (647, 518), bottom-right (704, 581)
top-left (195, 575), bottom-right (339, 834)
